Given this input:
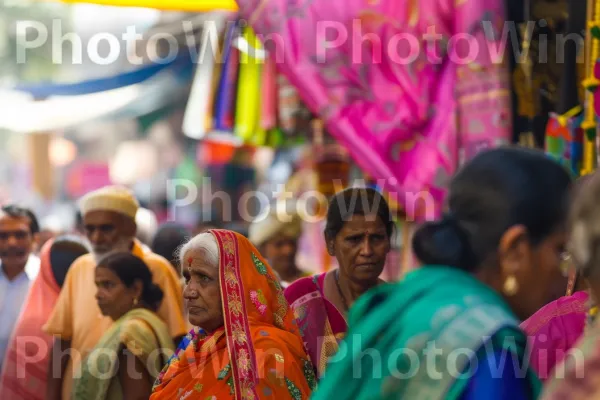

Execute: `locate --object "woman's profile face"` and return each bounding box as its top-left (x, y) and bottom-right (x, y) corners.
top-left (183, 248), bottom-right (224, 332)
top-left (505, 229), bottom-right (567, 320)
top-left (94, 267), bottom-right (140, 321)
top-left (327, 213), bottom-right (390, 285)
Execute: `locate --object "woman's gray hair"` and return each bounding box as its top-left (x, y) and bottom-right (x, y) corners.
top-left (179, 232), bottom-right (219, 270)
top-left (569, 174), bottom-right (600, 278)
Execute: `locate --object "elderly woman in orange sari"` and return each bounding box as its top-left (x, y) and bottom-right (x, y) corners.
top-left (150, 230), bottom-right (315, 400)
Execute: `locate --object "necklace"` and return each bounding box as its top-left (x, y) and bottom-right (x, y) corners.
top-left (335, 269), bottom-right (350, 312)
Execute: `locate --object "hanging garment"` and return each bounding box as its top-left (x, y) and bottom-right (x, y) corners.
top-left (236, 0), bottom-right (512, 221)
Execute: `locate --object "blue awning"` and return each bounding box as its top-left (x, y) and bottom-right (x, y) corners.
top-left (12, 52), bottom-right (193, 98)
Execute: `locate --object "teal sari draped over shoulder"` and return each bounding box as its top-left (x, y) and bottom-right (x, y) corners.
top-left (311, 266), bottom-right (541, 400)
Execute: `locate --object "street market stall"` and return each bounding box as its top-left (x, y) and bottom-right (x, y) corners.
top-left (28, 0), bottom-right (600, 276)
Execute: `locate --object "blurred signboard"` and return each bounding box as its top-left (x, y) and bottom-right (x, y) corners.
top-left (66, 161), bottom-right (112, 198)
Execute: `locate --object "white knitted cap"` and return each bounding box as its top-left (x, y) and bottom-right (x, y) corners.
top-left (79, 186), bottom-right (139, 220)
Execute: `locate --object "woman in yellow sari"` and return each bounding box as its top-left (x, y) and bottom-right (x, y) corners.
top-left (72, 253), bottom-right (175, 400)
top-left (150, 230), bottom-right (315, 399)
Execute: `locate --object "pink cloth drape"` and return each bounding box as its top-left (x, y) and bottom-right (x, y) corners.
top-left (236, 0), bottom-right (512, 220)
top-left (0, 241), bottom-right (56, 400)
top-left (521, 291), bottom-right (588, 381)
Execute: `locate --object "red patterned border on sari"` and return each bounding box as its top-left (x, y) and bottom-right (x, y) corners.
top-left (213, 230), bottom-right (259, 400)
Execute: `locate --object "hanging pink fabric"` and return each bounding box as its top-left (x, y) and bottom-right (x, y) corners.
top-left (236, 0), bottom-right (512, 220)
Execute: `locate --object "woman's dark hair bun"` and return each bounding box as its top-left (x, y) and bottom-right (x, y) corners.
top-left (411, 215), bottom-right (477, 272)
top-left (411, 147), bottom-right (572, 273)
top-left (143, 283), bottom-right (164, 311)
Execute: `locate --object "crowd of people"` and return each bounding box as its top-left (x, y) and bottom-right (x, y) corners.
top-left (1, 146), bottom-right (600, 399)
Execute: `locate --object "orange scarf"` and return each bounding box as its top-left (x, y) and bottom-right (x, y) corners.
top-left (0, 241), bottom-right (56, 400)
top-left (150, 230), bottom-right (316, 399)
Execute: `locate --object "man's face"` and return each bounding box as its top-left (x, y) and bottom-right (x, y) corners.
top-left (0, 215), bottom-right (35, 270)
top-left (263, 235), bottom-right (298, 274)
top-left (83, 211), bottom-right (134, 260)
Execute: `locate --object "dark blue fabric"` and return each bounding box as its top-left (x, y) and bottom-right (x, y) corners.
top-left (12, 52), bottom-right (192, 98)
top-left (461, 349), bottom-right (530, 400)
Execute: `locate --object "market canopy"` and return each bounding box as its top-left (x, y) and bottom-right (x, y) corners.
top-left (0, 57), bottom-right (193, 132)
top-left (42, 0), bottom-right (237, 11)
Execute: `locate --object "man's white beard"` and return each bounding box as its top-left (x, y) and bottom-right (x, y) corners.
top-left (92, 237), bottom-right (134, 264)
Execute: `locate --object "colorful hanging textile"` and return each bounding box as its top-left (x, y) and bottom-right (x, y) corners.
top-left (543, 0), bottom-right (586, 176)
top-left (214, 21), bottom-right (241, 131)
top-left (203, 22), bottom-right (313, 147)
top-left (545, 112), bottom-right (584, 176)
top-left (236, 0), bottom-right (512, 221)
top-left (182, 14), bottom-right (228, 139)
top-left (234, 27), bottom-right (263, 143)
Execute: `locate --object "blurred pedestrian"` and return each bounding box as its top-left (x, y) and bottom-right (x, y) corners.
top-left (249, 199), bottom-right (309, 287)
top-left (136, 207), bottom-right (158, 248)
top-left (150, 230), bottom-right (314, 399)
top-left (312, 147), bottom-right (572, 399)
top-left (284, 188), bottom-right (392, 378)
top-left (151, 222), bottom-right (191, 277)
top-left (0, 205), bottom-right (40, 370)
top-left (0, 235), bottom-right (88, 400)
top-left (542, 171), bottom-right (600, 399)
top-left (72, 253), bottom-right (174, 400)
top-left (44, 186), bottom-right (186, 400)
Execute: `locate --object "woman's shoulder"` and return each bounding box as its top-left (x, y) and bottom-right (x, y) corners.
top-left (120, 310), bottom-right (171, 343)
top-left (121, 317), bottom-right (156, 335)
top-left (521, 291), bottom-right (589, 335)
top-left (284, 273), bottom-right (325, 303)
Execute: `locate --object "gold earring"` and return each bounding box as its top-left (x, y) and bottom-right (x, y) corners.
top-left (133, 297), bottom-right (139, 306)
top-left (503, 275), bottom-right (519, 296)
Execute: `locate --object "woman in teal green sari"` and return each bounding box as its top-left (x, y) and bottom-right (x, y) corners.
top-left (312, 148), bottom-right (573, 400)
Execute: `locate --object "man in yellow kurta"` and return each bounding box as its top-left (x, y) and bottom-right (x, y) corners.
top-left (44, 186), bottom-right (187, 400)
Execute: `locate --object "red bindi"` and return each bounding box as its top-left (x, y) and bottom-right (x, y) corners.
top-left (187, 257), bottom-right (193, 267)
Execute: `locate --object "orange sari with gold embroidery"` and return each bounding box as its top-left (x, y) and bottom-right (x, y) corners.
top-left (150, 230), bottom-right (316, 400)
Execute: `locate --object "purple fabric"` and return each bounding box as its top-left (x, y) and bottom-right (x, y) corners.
top-left (520, 291), bottom-right (588, 380)
top-left (214, 21), bottom-right (239, 131)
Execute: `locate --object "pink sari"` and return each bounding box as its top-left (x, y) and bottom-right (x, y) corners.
top-left (236, 0), bottom-right (512, 221)
top-left (0, 241), bottom-right (55, 400)
top-left (284, 273), bottom-right (347, 378)
top-left (521, 291), bottom-right (588, 381)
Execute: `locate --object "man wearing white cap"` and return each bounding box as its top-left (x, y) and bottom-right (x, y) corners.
top-left (248, 199), bottom-right (310, 287)
top-left (44, 186), bottom-right (187, 400)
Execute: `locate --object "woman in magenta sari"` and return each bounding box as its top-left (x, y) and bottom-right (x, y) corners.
top-left (521, 288), bottom-right (588, 380)
top-left (284, 188), bottom-right (393, 377)
top-left (521, 176), bottom-right (593, 380)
